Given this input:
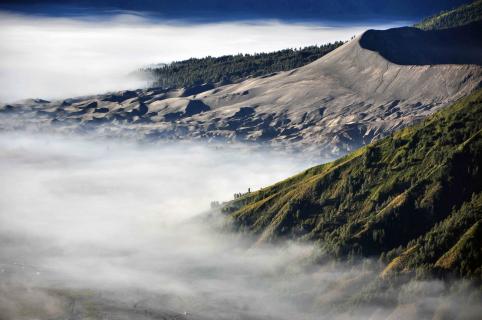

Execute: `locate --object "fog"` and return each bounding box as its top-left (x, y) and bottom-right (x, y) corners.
top-left (0, 133), bottom-right (480, 320)
top-left (0, 11), bottom-right (403, 103)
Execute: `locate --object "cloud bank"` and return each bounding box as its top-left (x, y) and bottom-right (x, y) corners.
top-left (0, 132), bottom-right (480, 319)
top-left (0, 11), bottom-right (402, 102)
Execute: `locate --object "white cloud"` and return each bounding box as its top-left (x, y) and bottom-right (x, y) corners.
top-left (0, 133), bottom-right (480, 319)
top-left (0, 11), bottom-right (402, 102)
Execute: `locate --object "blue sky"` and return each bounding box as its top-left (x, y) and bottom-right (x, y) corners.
top-left (0, 0), bottom-right (469, 22)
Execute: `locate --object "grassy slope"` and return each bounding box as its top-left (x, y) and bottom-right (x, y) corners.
top-left (415, 0), bottom-right (482, 30)
top-left (223, 90), bottom-right (482, 278)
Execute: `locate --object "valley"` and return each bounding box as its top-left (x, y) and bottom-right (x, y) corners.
top-left (0, 1), bottom-right (481, 319)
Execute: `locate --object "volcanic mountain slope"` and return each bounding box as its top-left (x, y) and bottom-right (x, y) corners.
top-left (1, 23), bottom-right (481, 157)
top-left (222, 89), bottom-right (482, 279)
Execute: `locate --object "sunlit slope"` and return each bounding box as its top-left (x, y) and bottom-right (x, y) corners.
top-left (223, 89), bottom-right (482, 278)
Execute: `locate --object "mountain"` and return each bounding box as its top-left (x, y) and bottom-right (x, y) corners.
top-left (143, 8), bottom-right (482, 91)
top-left (222, 89), bottom-right (482, 279)
top-left (415, 0), bottom-right (482, 30)
top-left (3, 22), bottom-right (481, 157)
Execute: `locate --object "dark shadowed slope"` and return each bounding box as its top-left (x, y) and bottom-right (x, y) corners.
top-left (223, 89), bottom-right (482, 279)
top-left (360, 20), bottom-right (482, 65)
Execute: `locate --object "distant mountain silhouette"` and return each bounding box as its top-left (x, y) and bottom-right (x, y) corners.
top-left (360, 21), bottom-right (482, 65)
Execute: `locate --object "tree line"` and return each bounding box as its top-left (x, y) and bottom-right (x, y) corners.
top-left (141, 42), bottom-right (344, 89)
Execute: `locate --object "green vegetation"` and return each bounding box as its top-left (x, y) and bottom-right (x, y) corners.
top-left (223, 89), bottom-right (482, 279)
top-left (142, 42), bottom-right (343, 89)
top-left (415, 0), bottom-right (482, 30)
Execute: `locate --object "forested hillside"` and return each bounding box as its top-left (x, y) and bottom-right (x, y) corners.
top-left (141, 42), bottom-right (343, 88)
top-left (415, 0), bottom-right (482, 30)
top-left (223, 89), bottom-right (482, 279)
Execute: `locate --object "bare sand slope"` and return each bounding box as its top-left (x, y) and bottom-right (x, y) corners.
top-left (2, 25), bottom-right (481, 156)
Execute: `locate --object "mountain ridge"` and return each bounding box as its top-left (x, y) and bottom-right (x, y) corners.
top-left (2, 23), bottom-right (481, 157)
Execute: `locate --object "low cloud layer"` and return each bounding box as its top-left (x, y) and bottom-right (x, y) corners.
top-left (0, 132), bottom-right (317, 319)
top-left (0, 11), bottom-right (402, 102)
top-left (0, 133), bottom-right (480, 320)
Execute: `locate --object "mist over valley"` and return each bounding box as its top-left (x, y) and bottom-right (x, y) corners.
top-left (0, 1), bottom-right (481, 319)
